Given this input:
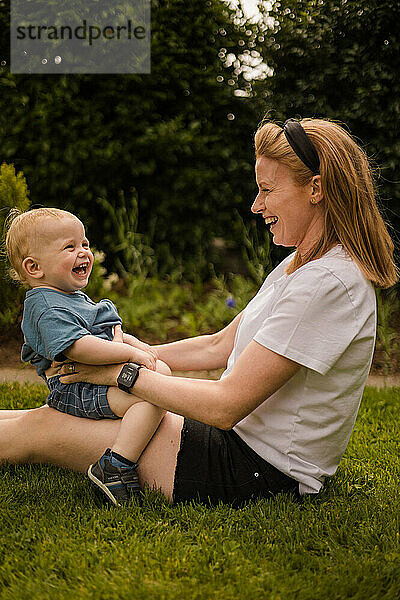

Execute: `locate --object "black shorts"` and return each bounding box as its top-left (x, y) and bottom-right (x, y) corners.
top-left (173, 418), bottom-right (300, 507)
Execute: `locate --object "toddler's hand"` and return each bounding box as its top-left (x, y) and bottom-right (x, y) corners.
top-left (113, 326), bottom-right (158, 367)
top-left (129, 347), bottom-right (157, 371)
top-left (122, 332), bottom-right (159, 361)
top-left (112, 324), bottom-right (124, 344)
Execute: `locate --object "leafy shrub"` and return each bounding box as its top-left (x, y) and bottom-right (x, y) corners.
top-left (113, 272), bottom-right (257, 342)
top-left (233, 210), bottom-right (273, 286)
top-left (0, 162), bottom-right (30, 329)
top-left (0, 162), bottom-right (30, 215)
top-left (374, 286), bottom-right (400, 374)
top-left (97, 189), bottom-right (158, 280)
top-left (84, 250), bottom-right (119, 303)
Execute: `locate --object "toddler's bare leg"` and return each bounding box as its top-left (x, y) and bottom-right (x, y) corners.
top-left (110, 400), bottom-right (165, 462)
top-left (106, 360), bottom-right (170, 462)
top-left (106, 386), bottom-right (143, 417)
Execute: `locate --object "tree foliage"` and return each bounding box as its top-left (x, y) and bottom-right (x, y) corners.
top-left (0, 0), bottom-right (398, 276)
top-left (0, 0), bottom-right (261, 275)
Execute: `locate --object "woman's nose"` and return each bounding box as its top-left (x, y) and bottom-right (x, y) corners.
top-left (251, 193), bottom-right (264, 214)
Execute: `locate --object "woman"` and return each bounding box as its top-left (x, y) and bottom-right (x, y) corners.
top-left (1, 118), bottom-right (398, 505)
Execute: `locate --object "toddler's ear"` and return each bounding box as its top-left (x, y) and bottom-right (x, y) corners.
top-left (22, 257), bottom-right (44, 279)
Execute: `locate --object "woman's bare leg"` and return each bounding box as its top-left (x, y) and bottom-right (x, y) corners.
top-left (0, 409), bottom-right (32, 420)
top-left (0, 405), bottom-right (182, 501)
top-left (137, 412), bottom-right (183, 499)
top-left (0, 407), bottom-right (49, 463)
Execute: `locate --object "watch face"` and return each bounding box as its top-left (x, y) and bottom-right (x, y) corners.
top-left (120, 368), bottom-right (135, 382)
top-left (118, 363), bottom-right (140, 389)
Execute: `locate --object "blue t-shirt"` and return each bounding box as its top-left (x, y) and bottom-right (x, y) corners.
top-left (21, 288), bottom-right (122, 378)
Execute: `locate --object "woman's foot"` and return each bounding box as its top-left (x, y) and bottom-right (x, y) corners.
top-left (87, 448), bottom-right (141, 506)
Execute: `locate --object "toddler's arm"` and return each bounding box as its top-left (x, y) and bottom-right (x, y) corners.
top-left (122, 332), bottom-right (159, 359)
top-left (63, 335), bottom-right (157, 370)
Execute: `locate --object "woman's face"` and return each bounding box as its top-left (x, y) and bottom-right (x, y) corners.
top-left (252, 157), bottom-right (324, 255)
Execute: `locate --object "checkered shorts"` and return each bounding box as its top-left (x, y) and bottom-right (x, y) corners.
top-left (46, 375), bottom-right (119, 420)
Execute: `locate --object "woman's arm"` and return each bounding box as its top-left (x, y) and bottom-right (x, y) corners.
top-left (64, 336), bottom-right (157, 370)
top-left (152, 310), bottom-right (244, 371)
top-left (60, 339), bottom-right (301, 430)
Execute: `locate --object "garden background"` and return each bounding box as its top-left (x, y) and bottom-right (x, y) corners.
top-left (0, 1), bottom-right (399, 598)
top-left (0, 0), bottom-right (399, 374)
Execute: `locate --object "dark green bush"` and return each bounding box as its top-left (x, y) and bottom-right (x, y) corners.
top-left (0, 0), bottom-right (260, 277)
top-left (0, 0), bottom-right (398, 275)
top-left (0, 162), bottom-right (30, 329)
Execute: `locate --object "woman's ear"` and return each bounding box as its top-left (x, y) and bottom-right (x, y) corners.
top-left (22, 257), bottom-right (44, 280)
top-left (310, 175), bottom-right (323, 204)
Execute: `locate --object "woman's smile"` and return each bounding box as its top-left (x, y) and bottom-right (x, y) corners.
top-left (269, 220), bottom-right (278, 232)
top-left (264, 216), bottom-right (279, 226)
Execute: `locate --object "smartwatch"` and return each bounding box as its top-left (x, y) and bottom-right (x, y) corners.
top-left (117, 362), bottom-right (143, 393)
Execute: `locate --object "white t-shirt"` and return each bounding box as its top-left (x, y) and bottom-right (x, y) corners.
top-left (223, 244), bottom-right (377, 495)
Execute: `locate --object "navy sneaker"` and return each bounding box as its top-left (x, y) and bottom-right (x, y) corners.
top-left (87, 448), bottom-right (141, 506)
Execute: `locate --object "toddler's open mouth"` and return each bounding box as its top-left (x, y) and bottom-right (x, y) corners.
top-left (72, 263), bottom-right (89, 276)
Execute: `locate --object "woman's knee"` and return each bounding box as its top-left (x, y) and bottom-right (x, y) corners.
top-left (19, 404), bottom-right (51, 427)
top-left (17, 405), bottom-right (56, 462)
top-left (0, 406), bottom-right (47, 465)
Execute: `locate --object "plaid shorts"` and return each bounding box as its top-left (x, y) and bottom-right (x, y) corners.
top-left (46, 375), bottom-right (119, 420)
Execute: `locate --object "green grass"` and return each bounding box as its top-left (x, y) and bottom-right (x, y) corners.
top-left (0, 383), bottom-right (399, 599)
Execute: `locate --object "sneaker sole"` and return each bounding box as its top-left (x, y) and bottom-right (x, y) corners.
top-left (87, 464), bottom-right (120, 506)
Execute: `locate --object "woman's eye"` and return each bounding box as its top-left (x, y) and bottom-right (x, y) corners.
top-left (65, 245), bottom-right (74, 250)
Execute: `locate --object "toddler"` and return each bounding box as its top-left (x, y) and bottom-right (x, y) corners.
top-left (5, 207), bottom-right (170, 506)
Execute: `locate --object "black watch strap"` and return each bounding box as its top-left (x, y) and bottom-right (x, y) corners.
top-left (117, 362), bottom-right (143, 393)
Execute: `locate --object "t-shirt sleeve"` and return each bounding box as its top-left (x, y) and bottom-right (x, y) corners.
top-left (35, 307), bottom-right (91, 361)
top-left (253, 267), bottom-right (358, 375)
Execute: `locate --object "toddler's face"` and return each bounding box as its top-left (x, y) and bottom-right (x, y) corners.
top-left (32, 216), bottom-right (94, 293)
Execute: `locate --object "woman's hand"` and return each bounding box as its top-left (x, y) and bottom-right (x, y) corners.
top-left (58, 362), bottom-right (122, 387)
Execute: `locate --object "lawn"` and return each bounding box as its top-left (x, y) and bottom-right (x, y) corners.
top-left (0, 382), bottom-right (399, 600)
